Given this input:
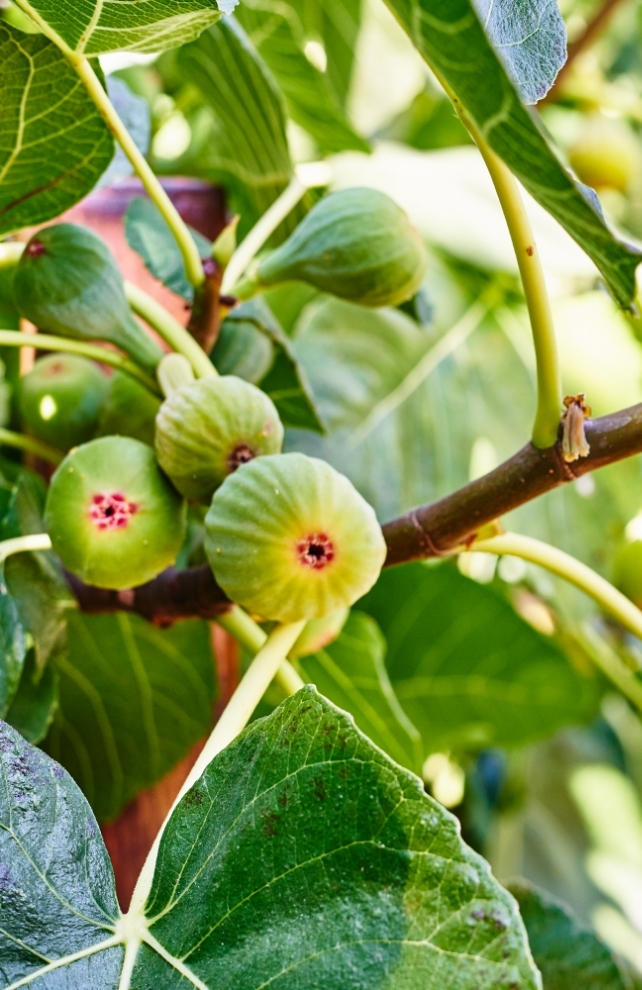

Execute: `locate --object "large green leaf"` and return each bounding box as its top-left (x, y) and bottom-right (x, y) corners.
top-left (44, 612), bottom-right (216, 823)
top-left (14, 0), bottom-right (235, 56)
top-left (304, 0), bottom-right (363, 108)
top-left (473, 0), bottom-right (567, 104)
top-left (0, 566), bottom-right (26, 719)
top-left (5, 649), bottom-right (58, 744)
top-left (236, 2), bottom-right (370, 154)
top-left (358, 563), bottom-right (601, 752)
top-left (175, 17), bottom-right (305, 238)
top-left (508, 880), bottom-right (629, 990)
top-left (0, 23), bottom-right (114, 237)
top-left (380, 0), bottom-right (642, 308)
top-left (0, 691), bottom-right (540, 988)
top-left (298, 611), bottom-right (423, 773)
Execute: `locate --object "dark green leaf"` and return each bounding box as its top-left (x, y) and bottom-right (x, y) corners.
top-left (305, 0), bottom-right (363, 107)
top-left (211, 314), bottom-right (275, 382)
top-left (473, 0), bottom-right (567, 104)
top-left (44, 612), bottom-right (216, 823)
top-left (225, 299), bottom-right (325, 432)
top-left (236, 3), bottom-right (370, 154)
top-left (381, 0), bottom-right (642, 308)
top-left (125, 196), bottom-right (212, 302)
top-left (0, 565), bottom-right (26, 719)
top-left (508, 880), bottom-right (630, 990)
top-left (0, 23), bottom-right (114, 237)
top-left (5, 649), bottom-right (58, 744)
top-left (0, 719), bottom-right (123, 988)
top-left (13, 0), bottom-right (235, 56)
top-left (97, 76), bottom-right (152, 190)
top-left (358, 563), bottom-right (601, 751)
top-left (176, 17), bottom-right (307, 239)
top-left (298, 611), bottom-right (423, 773)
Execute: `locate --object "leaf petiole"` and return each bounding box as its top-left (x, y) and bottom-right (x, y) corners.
top-left (0, 427), bottom-right (64, 466)
top-left (0, 533), bottom-right (52, 563)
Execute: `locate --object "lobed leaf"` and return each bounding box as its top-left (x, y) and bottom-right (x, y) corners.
top-left (0, 23), bottom-right (114, 237)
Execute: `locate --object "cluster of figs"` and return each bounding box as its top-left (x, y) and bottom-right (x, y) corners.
top-left (12, 187), bottom-right (427, 626)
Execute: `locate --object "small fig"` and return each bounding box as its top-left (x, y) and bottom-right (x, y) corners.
top-left (238, 188), bottom-right (426, 308)
top-left (96, 371), bottom-right (162, 447)
top-left (155, 376), bottom-right (284, 503)
top-left (614, 539), bottom-right (642, 607)
top-left (289, 607), bottom-right (350, 658)
top-left (205, 453), bottom-right (387, 622)
top-left (18, 354), bottom-right (108, 451)
top-left (569, 115), bottom-right (640, 193)
top-left (13, 224), bottom-right (164, 373)
top-left (45, 436), bottom-right (186, 590)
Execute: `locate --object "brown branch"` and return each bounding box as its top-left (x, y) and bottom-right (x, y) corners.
top-left (186, 258), bottom-right (223, 353)
top-left (543, 0), bottom-right (631, 101)
top-left (67, 402), bottom-right (642, 623)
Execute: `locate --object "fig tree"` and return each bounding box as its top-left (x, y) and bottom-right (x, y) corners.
top-left (237, 188), bottom-right (426, 308)
top-left (155, 375), bottom-right (284, 503)
top-left (205, 453), bottom-right (387, 622)
top-left (18, 354), bottom-right (108, 451)
top-left (45, 436), bottom-right (186, 590)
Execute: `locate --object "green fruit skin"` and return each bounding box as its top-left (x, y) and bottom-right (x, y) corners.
top-left (205, 452), bottom-right (387, 623)
top-left (45, 436), bottom-right (186, 590)
top-left (97, 370), bottom-right (162, 447)
top-left (13, 224), bottom-right (164, 373)
top-left (256, 188), bottom-right (427, 308)
top-left (614, 540), bottom-right (642, 607)
top-left (289, 607), bottom-right (350, 659)
top-left (19, 354), bottom-right (108, 451)
top-left (155, 376), bottom-right (284, 504)
top-left (569, 117), bottom-right (640, 193)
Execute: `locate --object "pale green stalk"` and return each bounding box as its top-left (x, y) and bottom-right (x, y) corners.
top-left (216, 605), bottom-right (305, 695)
top-left (128, 619), bottom-right (305, 917)
top-left (0, 329), bottom-right (160, 393)
top-left (0, 533), bottom-right (52, 563)
top-left (124, 283), bottom-right (216, 381)
top-left (0, 242), bottom-right (24, 270)
top-left (0, 427), bottom-right (63, 466)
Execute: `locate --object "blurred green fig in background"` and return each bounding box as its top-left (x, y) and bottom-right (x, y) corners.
top-left (18, 354), bottom-right (108, 452)
top-left (96, 370), bottom-right (162, 447)
top-left (13, 224), bottom-right (164, 373)
top-left (236, 188), bottom-right (427, 307)
top-left (205, 452), bottom-right (387, 623)
top-left (614, 538), bottom-right (642, 607)
top-left (568, 115), bottom-right (641, 193)
top-left (155, 375), bottom-right (284, 504)
top-left (289, 607), bottom-right (350, 659)
top-left (45, 436), bottom-right (186, 590)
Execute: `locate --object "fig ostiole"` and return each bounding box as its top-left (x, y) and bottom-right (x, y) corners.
top-left (236, 187), bottom-right (427, 308)
top-left (18, 354), bottom-right (108, 452)
top-left (155, 375), bottom-right (284, 504)
top-left (44, 436), bottom-right (186, 590)
top-left (204, 452), bottom-right (387, 623)
top-left (13, 224), bottom-right (164, 374)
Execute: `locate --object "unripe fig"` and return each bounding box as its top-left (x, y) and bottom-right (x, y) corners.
top-left (239, 188), bottom-right (426, 308)
top-left (289, 607), bottom-right (350, 658)
top-left (13, 225), bottom-right (164, 373)
top-left (569, 116), bottom-right (640, 193)
top-left (614, 539), bottom-right (642, 607)
top-left (96, 371), bottom-right (162, 447)
top-left (205, 453), bottom-right (387, 622)
top-left (18, 354), bottom-right (108, 451)
top-left (45, 436), bottom-right (186, 590)
top-left (155, 376), bottom-right (284, 504)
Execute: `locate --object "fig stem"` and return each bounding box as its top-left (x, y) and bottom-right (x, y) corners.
top-left (469, 530), bottom-right (642, 648)
top-left (124, 282), bottom-right (217, 381)
top-left (0, 330), bottom-right (160, 395)
top-left (0, 533), bottom-right (52, 563)
top-left (221, 162), bottom-right (331, 296)
top-left (69, 56), bottom-right (205, 291)
top-left (216, 605), bottom-right (306, 695)
top-left (0, 427), bottom-right (64, 466)
top-left (128, 618), bottom-right (306, 918)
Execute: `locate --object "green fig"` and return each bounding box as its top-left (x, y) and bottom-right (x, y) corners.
top-left (18, 354), bottom-right (108, 452)
top-left (45, 436), bottom-right (186, 590)
top-left (614, 539), bottom-right (642, 607)
top-left (155, 375), bottom-right (284, 504)
top-left (13, 225), bottom-right (164, 373)
top-left (289, 607), bottom-right (350, 659)
top-left (569, 115), bottom-right (640, 193)
top-left (96, 370), bottom-right (162, 447)
top-left (205, 453), bottom-right (387, 622)
top-left (237, 188), bottom-right (426, 308)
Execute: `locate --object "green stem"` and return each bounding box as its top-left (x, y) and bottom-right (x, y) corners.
top-left (124, 283), bottom-right (216, 381)
top-left (0, 427), bottom-right (63, 466)
top-left (0, 329), bottom-right (160, 394)
top-left (70, 57), bottom-right (205, 290)
top-left (128, 619), bottom-right (305, 917)
top-left (471, 532), bottom-right (642, 639)
top-left (216, 605), bottom-right (306, 695)
top-left (0, 243), bottom-right (24, 270)
top-left (0, 533), bottom-right (52, 563)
